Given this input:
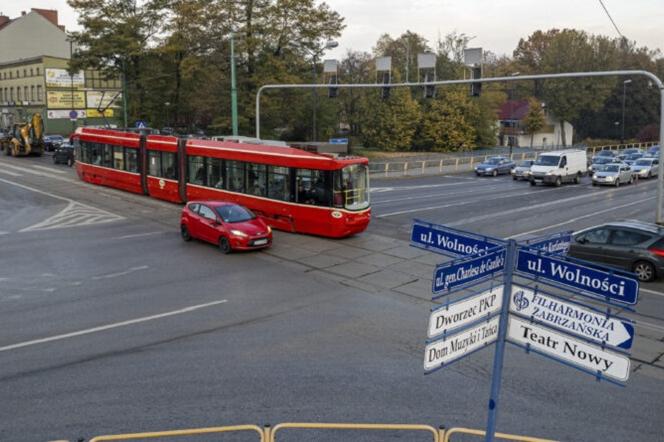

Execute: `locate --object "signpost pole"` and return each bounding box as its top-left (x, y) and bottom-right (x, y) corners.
top-left (484, 239), bottom-right (516, 442)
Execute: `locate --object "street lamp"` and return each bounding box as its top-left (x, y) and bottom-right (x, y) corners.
top-left (310, 39), bottom-right (338, 141)
top-left (621, 79), bottom-right (632, 144)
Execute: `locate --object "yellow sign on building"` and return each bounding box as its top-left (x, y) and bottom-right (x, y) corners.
top-left (47, 91), bottom-right (86, 109)
top-left (86, 108), bottom-right (115, 118)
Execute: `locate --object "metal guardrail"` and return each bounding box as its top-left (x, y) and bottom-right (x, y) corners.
top-left (443, 427), bottom-right (558, 442)
top-left (85, 423), bottom-right (557, 442)
top-left (88, 424), bottom-right (266, 441)
top-left (369, 142), bottom-right (658, 178)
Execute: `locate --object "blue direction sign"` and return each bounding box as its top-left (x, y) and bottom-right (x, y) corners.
top-left (411, 220), bottom-right (504, 258)
top-left (515, 248), bottom-right (639, 305)
top-left (524, 231), bottom-right (572, 255)
top-left (432, 247), bottom-right (505, 297)
top-left (329, 138), bottom-right (348, 144)
top-left (135, 120), bottom-right (147, 129)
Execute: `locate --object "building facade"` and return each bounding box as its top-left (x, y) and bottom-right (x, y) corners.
top-left (0, 9), bottom-right (122, 135)
top-left (498, 99), bottom-right (574, 149)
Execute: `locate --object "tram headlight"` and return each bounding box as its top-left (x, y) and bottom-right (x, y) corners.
top-left (230, 229), bottom-right (248, 237)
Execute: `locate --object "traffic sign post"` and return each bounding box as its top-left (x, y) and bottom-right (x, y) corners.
top-left (509, 285), bottom-right (634, 350)
top-left (411, 219), bottom-right (504, 258)
top-left (432, 247), bottom-right (505, 297)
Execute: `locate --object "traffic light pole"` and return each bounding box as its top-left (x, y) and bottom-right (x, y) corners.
top-left (255, 70), bottom-right (664, 220)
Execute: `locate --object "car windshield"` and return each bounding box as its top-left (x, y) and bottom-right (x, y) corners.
top-left (605, 165), bottom-right (620, 172)
top-left (593, 157), bottom-right (611, 164)
top-left (517, 160), bottom-right (532, 167)
top-left (486, 158), bottom-right (503, 165)
top-left (594, 165), bottom-right (608, 172)
top-left (215, 205), bottom-right (255, 223)
top-left (336, 164), bottom-right (370, 211)
top-left (597, 151), bottom-right (614, 157)
top-left (626, 154), bottom-right (642, 160)
top-left (534, 155), bottom-right (559, 166)
top-left (634, 159), bottom-right (652, 166)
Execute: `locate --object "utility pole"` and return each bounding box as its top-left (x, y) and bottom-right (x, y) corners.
top-left (621, 79), bottom-right (632, 144)
top-left (230, 31), bottom-right (238, 136)
top-left (122, 58), bottom-right (128, 129)
top-left (69, 38), bottom-right (75, 133)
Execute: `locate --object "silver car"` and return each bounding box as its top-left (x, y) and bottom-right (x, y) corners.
top-left (631, 158), bottom-right (659, 179)
top-left (511, 160), bottom-right (534, 180)
top-left (592, 163), bottom-right (634, 187)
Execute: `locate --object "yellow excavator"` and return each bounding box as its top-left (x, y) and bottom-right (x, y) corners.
top-left (1, 112), bottom-right (44, 157)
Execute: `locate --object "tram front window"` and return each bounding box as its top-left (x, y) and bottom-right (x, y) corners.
top-left (335, 164), bottom-right (369, 211)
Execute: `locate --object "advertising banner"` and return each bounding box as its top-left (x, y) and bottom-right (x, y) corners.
top-left (86, 90), bottom-right (122, 109)
top-left (47, 91), bottom-right (86, 109)
top-left (45, 68), bottom-right (84, 88)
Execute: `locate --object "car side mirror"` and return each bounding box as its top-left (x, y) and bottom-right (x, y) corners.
top-left (576, 237), bottom-right (587, 244)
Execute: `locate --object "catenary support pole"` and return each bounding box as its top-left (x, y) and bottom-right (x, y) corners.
top-left (230, 32), bottom-right (238, 136)
top-left (484, 239), bottom-right (516, 442)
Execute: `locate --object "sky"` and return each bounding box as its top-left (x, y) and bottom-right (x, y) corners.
top-left (2, 0), bottom-right (663, 60)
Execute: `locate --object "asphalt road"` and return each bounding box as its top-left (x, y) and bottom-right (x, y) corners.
top-left (0, 155), bottom-right (663, 442)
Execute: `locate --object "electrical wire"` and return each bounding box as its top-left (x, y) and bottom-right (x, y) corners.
top-left (598, 0), bottom-right (625, 39)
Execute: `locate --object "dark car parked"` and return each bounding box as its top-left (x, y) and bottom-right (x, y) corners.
top-left (569, 220), bottom-right (664, 282)
top-left (53, 142), bottom-right (75, 166)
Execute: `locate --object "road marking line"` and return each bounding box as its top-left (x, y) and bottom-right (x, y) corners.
top-left (0, 162), bottom-right (74, 180)
top-left (635, 319), bottom-right (664, 333)
top-left (113, 231), bottom-right (164, 240)
top-left (92, 265), bottom-right (149, 280)
top-left (32, 165), bottom-right (67, 174)
top-left (507, 197), bottom-right (656, 239)
top-left (445, 185), bottom-right (652, 227)
top-left (377, 186), bottom-right (569, 217)
top-left (639, 288), bottom-right (664, 298)
top-left (0, 167), bottom-right (22, 177)
top-left (0, 299), bottom-right (228, 353)
top-left (372, 185), bottom-right (510, 205)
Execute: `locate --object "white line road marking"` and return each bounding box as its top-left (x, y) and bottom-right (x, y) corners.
top-left (31, 165), bottom-right (67, 174)
top-left (0, 299), bottom-right (228, 353)
top-left (377, 186), bottom-right (571, 217)
top-left (0, 167), bottom-right (22, 176)
top-left (507, 197), bottom-right (656, 239)
top-left (445, 185), bottom-right (654, 227)
top-left (92, 265), bottom-right (149, 280)
top-left (113, 231), bottom-right (164, 240)
top-left (0, 162), bottom-right (75, 181)
top-left (639, 288), bottom-right (664, 298)
top-left (635, 319), bottom-right (664, 333)
top-left (372, 185), bottom-right (511, 205)
top-left (371, 181), bottom-right (473, 193)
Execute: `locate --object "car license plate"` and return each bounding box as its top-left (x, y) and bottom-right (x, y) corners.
top-left (254, 238), bottom-right (268, 246)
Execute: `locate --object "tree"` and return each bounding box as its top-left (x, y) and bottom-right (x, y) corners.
top-left (523, 97), bottom-right (545, 147)
top-left (415, 88), bottom-right (476, 152)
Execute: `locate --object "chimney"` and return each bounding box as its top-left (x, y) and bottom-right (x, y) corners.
top-left (21, 11), bottom-right (26, 16)
top-left (31, 9), bottom-right (60, 28)
top-left (0, 15), bottom-right (9, 26)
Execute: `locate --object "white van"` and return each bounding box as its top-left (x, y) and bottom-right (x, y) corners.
top-left (529, 149), bottom-right (587, 186)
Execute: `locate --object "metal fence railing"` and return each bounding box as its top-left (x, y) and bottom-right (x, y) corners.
top-left (84, 422), bottom-right (558, 442)
top-left (368, 142), bottom-right (659, 178)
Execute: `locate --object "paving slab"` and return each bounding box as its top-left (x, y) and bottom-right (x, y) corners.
top-left (630, 337), bottom-right (664, 363)
top-left (324, 262), bottom-right (380, 278)
top-left (326, 245), bottom-right (374, 259)
top-left (358, 269), bottom-right (418, 290)
top-left (295, 253), bottom-right (348, 269)
top-left (381, 245), bottom-right (428, 259)
top-left (266, 244), bottom-right (320, 261)
top-left (391, 278), bottom-right (433, 301)
top-left (338, 278), bottom-right (381, 294)
top-left (634, 364), bottom-right (664, 381)
top-left (295, 237), bottom-right (341, 253)
top-left (414, 252), bottom-right (449, 266)
top-left (341, 233), bottom-right (401, 252)
top-left (386, 260), bottom-right (434, 279)
top-left (354, 252), bottom-right (404, 267)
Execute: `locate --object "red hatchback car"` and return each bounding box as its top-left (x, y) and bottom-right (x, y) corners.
top-left (180, 201), bottom-right (272, 253)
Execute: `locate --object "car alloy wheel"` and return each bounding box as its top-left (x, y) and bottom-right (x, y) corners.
top-left (180, 225), bottom-right (191, 242)
top-left (219, 237), bottom-right (232, 254)
top-left (554, 177), bottom-right (561, 187)
top-left (492, 169), bottom-right (498, 177)
top-left (633, 261), bottom-right (655, 282)
top-left (615, 179), bottom-right (620, 187)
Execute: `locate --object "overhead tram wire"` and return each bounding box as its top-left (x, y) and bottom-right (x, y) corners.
top-left (598, 0), bottom-right (625, 39)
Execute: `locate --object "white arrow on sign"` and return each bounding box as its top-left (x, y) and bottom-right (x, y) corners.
top-left (428, 285), bottom-right (503, 339)
top-left (509, 285), bottom-right (634, 350)
top-left (507, 316), bottom-right (630, 382)
top-left (424, 316), bottom-right (499, 372)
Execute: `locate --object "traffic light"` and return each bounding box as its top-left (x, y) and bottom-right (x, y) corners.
top-left (380, 72), bottom-right (390, 99)
top-left (424, 72), bottom-right (436, 98)
top-left (328, 75), bottom-right (338, 98)
top-left (470, 66), bottom-right (482, 97)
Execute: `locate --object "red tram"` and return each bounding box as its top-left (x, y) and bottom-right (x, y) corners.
top-left (73, 127), bottom-right (370, 238)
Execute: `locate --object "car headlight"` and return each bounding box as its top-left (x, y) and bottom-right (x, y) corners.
top-left (486, 167), bottom-right (493, 171)
top-left (546, 170), bottom-right (556, 175)
top-left (230, 229), bottom-right (248, 237)
top-left (267, 226), bottom-right (272, 234)
top-left (605, 175), bottom-right (614, 181)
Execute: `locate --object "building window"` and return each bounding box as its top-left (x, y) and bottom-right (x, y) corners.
top-left (30, 86), bottom-right (34, 101)
top-left (16, 70), bottom-right (19, 78)
top-left (30, 68), bottom-right (33, 76)
top-left (9, 87), bottom-right (13, 101)
top-left (16, 87), bottom-right (21, 101)
top-left (36, 85), bottom-right (42, 101)
top-left (9, 71), bottom-right (12, 79)
top-left (24, 86), bottom-right (28, 102)
top-left (36, 67), bottom-right (40, 76)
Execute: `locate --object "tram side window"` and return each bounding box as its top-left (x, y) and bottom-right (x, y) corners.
top-left (102, 144), bottom-right (114, 168)
top-left (113, 146), bottom-right (125, 170)
top-left (207, 158), bottom-right (224, 189)
top-left (90, 142), bottom-right (103, 165)
top-left (296, 169), bottom-right (329, 206)
top-left (226, 160), bottom-right (245, 193)
top-left (148, 151), bottom-right (162, 177)
top-left (267, 166), bottom-right (291, 201)
top-left (126, 149), bottom-right (138, 172)
top-left (188, 156), bottom-right (206, 185)
top-left (162, 152), bottom-right (177, 179)
top-left (246, 163), bottom-right (266, 197)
